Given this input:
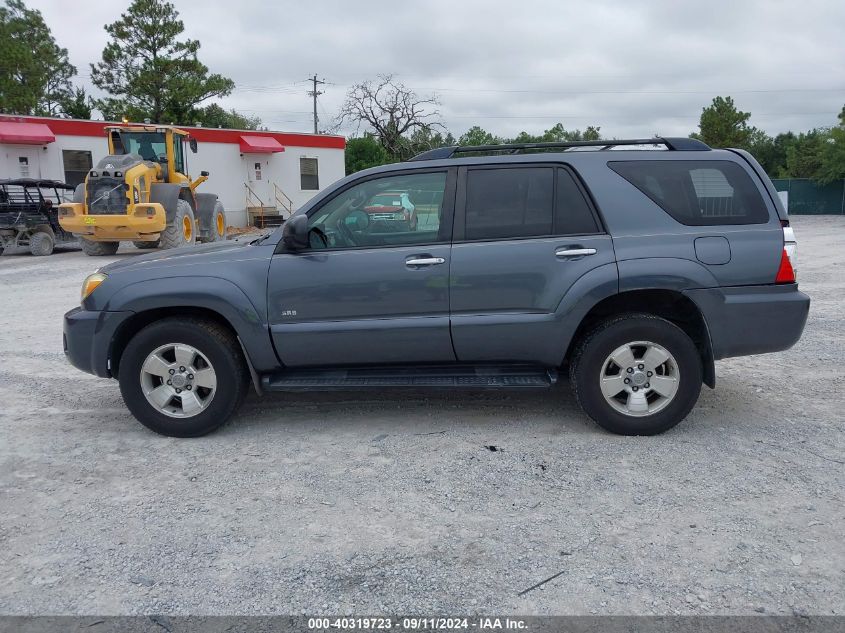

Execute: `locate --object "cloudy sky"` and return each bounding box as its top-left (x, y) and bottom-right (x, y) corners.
top-left (30, 0), bottom-right (845, 139)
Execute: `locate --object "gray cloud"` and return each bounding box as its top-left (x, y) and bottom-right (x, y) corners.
top-left (32, 0), bottom-right (845, 139)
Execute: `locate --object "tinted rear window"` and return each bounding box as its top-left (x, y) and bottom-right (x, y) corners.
top-left (556, 169), bottom-right (599, 234)
top-left (463, 167), bottom-right (600, 240)
top-left (465, 168), bottom-right (554, 240)
top-left (609, 160), bottom-right (769, 225)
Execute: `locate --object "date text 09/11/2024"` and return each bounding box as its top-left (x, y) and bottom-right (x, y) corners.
top-left (307, 618), bottom-right (527, 630)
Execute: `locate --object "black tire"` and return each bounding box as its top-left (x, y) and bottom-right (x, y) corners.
top-left (118, 317), bottom-right (250, 437)
top-left (29, 230), bottom-right (54, 256)
top-left (570, 313), bottom-right (702, 436)
top-left (159, 199), bottom-right (196, 249)
top-left (205, 201), bottom-right (227, 242)
top-left (133, 240), bottom-right (160, 249)
top-left (80, 239), bottom-right (120, 256)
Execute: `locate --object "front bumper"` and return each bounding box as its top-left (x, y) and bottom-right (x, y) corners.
top-left (684, 284), bottom-right (810, 360)
top-left (58, 202), bottom-right (166, 241)
top-left (63, 307), bottom-right (134, 377)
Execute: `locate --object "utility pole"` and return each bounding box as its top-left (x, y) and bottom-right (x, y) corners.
top-left (307, 74), bottom-right (325, 134)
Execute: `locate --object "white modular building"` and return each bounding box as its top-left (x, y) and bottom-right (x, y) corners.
top-left (0, 114), bottom-right (346, 227)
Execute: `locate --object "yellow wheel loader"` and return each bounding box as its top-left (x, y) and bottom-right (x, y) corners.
top-left (59, 124), bottom-right (227, 255)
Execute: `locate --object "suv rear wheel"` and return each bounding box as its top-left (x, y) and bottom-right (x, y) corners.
top-left (118, 317), bottom-right (250, 437)
top-left (570, 313), bottom-right (702, 435)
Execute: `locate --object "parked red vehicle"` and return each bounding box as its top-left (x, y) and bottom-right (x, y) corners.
top-left (364, 191), bottom-right (417, 230)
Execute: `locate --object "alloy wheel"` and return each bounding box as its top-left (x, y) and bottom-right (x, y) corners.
top-left (599, 340), bottom-right (680, 417)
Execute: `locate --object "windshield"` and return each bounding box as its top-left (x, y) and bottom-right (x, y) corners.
top-left (118, 132), bottom-right (167, 163)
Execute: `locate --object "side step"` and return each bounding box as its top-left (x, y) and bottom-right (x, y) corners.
top-left (262, 365), bottom-right (558, 392)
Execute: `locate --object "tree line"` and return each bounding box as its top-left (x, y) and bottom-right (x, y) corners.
top-left (341, 79), bottom-right (845, 185)
top-left (1, 0), bottom-right (842, 184)
top-left (0, 0), bottom-right (259, 129)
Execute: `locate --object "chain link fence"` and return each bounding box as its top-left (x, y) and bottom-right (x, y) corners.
top-left (772, 178), bottom-right (845, 214)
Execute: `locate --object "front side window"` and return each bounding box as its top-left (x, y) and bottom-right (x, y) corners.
top-left (307, 171), bottom-right (448, 249)
top-left (609, 160), bottom-right (770, 225)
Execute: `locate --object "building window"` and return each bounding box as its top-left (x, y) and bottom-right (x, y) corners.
top-left (300, 157), bottom-right (319, 190)
top-left (62, 150), bottom-right (93, 187)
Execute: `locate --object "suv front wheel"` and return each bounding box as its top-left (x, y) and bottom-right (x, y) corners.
top-left (118, 317), bottom-right (250, 437)
top-left (570, 313), bottom-right (702, 435)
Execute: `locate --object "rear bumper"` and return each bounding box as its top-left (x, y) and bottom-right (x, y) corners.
top-left (684, 284), bottom-right (810, 360)
top-left (63, 307), bottom-right (134, 377)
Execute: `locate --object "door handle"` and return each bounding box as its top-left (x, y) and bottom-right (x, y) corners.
top-left (406, 257), bottom-right (446, 266)
top-left (555, 247), bottom-right (597, 258)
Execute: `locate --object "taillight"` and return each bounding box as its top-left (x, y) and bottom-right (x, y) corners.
top-left (775, 249), bottom-right (795, 283)
top-left (777, 225), bottom-right (798, 284)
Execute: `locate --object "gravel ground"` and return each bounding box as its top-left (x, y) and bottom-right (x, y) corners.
top-left (0, 215), bottom-right (843, 616)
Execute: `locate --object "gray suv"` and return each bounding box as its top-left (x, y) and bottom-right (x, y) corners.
top-left (63, 137), bottom-right (809, 437)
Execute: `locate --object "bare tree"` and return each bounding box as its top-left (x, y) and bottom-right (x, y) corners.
top-left (335, 75), bottom-right (443, 160)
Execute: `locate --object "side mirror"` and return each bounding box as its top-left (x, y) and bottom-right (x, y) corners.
top-left (200, 170), bottom-right (209, 177)
top-left (282, 214), bottom-right (309, 251)
top-left (188, 137), bottom-right (198, 153)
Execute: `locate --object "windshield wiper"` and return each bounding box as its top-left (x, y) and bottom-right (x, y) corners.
top-left (250, 231), bottom-right (273, 245)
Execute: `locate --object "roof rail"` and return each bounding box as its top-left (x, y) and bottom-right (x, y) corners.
top-left (408, 137), bottom-right (710, 161)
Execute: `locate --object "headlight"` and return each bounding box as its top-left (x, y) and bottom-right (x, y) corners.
top-left (393, 212), bottom-right (405, 221)
top-left (81, 272), bottom-right (107, 301)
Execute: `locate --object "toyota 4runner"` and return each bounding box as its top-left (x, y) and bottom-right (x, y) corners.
top-left (63, 137), bottom-right (809, 437)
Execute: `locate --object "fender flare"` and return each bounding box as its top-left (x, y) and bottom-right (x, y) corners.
top-left (616, 257), bottom-right (718, 386)
top-left (104, 276), bottom-right (278, 373)
top-left (195, 192), bottom-right (220, 235)
top-left (149, 183), bottom-right (182, 220)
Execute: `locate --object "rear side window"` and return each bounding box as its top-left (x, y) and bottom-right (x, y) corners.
top-left (609, 160), bottom-right (769, 225)
top-left (465, 168), bottom-right (553, 240)
top-left (464, 167), bottom-right (599, 240)
top-left (556, 169), bottom-right (599, 234)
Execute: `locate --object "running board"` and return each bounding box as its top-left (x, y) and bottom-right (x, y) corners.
top-left (261, 365), bottom-right (558, 392)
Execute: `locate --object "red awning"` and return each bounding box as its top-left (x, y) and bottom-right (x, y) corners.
top-left (239, 135), bottom-right (285, 153)
top-left (0, 121), bottom-right (55, 144)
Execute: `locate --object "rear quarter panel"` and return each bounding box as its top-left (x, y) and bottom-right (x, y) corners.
top-left (572, 151), bottom-right (784, 288)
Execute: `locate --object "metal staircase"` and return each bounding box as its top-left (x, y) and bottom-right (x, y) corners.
top-left (245, 182), bottom-right (294, 228)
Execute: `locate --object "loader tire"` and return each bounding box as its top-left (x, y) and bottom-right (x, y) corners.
top-left (81, 239), bottom-right (120, 256)
top-left (133, 240), bottom-right (160, 249)
top-left (205, 201), bottom-right (227, 242)
top-left (160, 200), bottom-right (196, 250)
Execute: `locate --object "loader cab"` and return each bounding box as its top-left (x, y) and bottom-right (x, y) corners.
top-left (106, 126), bottom-right (193, 186)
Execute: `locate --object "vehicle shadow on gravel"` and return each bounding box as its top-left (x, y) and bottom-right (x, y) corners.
top-left (223, 376), bottom-right (755, 439)
top-left (229, 381), bottom-right (622, 437)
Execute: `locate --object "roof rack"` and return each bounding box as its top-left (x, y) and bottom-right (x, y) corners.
top-left (408, 137), bottom-right (710, 161)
